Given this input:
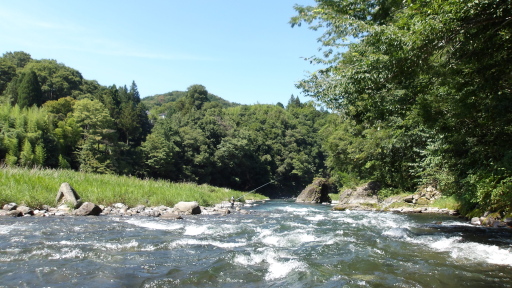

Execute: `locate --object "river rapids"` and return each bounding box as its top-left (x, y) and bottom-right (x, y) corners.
top-left (1, 200), bottom-right (511, 287)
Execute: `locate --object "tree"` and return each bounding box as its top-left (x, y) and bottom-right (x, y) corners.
top-left (101, 85), bottom-right (121, 120)
top-left (0, 58), bottom-right (16, 95)
top-left (72, 99), bottom-right (117, 173)
top-left (2, 51), bottom-right (32, 69)
top-left (118, 102), bottom-right (141, 145)
top-left (23, 59), bottom-right (83, 102)
top-left (17, 70), bottom-right (43, 108)
top-left (129, 81), bottom-right (141, 104)
top-left (44, 96), bottom-right (76, 120)
top-left (291, 0), bottom-right (512, 213)
top-left (186, 84), bottom-right (210, 110)
top-left (141, 119), bottom-right (181, 179)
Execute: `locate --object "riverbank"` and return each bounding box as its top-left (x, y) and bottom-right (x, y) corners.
top-left (0, 167), bottom-right (267, 209)
top-left (328, 181), bottom-right (512, 228)
top-left (0, 199), bottom-right (267, 218)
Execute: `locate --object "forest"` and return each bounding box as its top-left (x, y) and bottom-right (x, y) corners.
top-left (0, 51), bottom-right (329, 196)
top-left (290, 0), bottom-right (512, 216)
top-left (0, 0), bottom-right (510, 216)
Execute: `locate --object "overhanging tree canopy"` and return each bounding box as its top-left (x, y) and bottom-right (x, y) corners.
top-left (292, 0), bottom-right (512, 213)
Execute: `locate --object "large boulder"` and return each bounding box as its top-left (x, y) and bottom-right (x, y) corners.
top-left (3, 203), bottom-right (18, 211)
top-left (16, 205), bottom-right (34, 216)
top-left (55, 182), bottom-right (82, 208)
top-left (333, 181), bottom-right (381, 210)
top-left (73, 202), bottom-right (102, 216)
top-left (174, 201), bottom-right (201, 215)
top-left (296, 178), bottom-right (332, 203)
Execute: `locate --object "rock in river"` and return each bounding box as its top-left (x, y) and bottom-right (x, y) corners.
top-left (296, 178), bottom-right (332, 203)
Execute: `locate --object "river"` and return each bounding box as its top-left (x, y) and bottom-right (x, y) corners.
top-left (1, 200), bottom-right (511, 287)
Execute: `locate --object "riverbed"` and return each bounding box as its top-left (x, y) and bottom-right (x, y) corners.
top-left (1, 200), bottom-right (511, 287)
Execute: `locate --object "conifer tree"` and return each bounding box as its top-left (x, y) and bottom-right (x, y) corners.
top-left (17, 70), bottom-right (43, 108)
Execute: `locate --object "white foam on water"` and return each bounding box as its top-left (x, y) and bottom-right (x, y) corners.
top-left (233, 249), bottom-right (307, 280)
top-left (49, 248), bottom-right (85, 259)
top-left (170, 238), bottom-right (247, 249)
top-left (258, 230), bottom-right (319, 248)
top-left (287, 222), bottom-right (311, 229)
top-left (50, 239), bottom-right (139, 251)
top-left (334, 210), bottom-right (411, 230)
top-left (382, 226), bottom-right (512, 266)
top-left (439, 220), bottom-right (474, 227)
top-left (427, 236), bottom-right (512, 266)
top-left (265, 258), bottom-right (305, 281)
top-left (184, 224), bottom-right (210, 236)
top-left (124, 218), bottom-right (183, 231)
top-left (275, 206), bottom-right (316, 215)
top-left (305, 214), bottom-right (326, 221)
top-left (96, 239), bottom-right (139, 251)
top-left (0, 223), bottom-right (22, 235)
top-left (382, 228), bottom-right (410, 239)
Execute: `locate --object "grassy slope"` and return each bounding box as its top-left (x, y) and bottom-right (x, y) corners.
top-left (0, 167), bottom-right (266, 208)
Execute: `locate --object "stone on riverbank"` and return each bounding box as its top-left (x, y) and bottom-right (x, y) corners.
top-left (16, 205), bottom-right (34, 216)
top-left (333, 181), bottom-right (380, 210)
top-left (174, 201), bottom-right (201, 215)
top-left (73, 202), bottom-right (102, 216)
top-left (3, 203), bottom-right (17, 211)
top-left (55, 182), bottom-right (82, 209)
top-left (296, 178), bottom-right (332, 203)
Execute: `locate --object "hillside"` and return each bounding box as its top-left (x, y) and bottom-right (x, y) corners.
top-left (142, 90), bottom-right (241, 111)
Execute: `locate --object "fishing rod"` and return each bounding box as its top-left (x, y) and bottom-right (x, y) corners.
top-left (235, 177), bottom-right (282, 201)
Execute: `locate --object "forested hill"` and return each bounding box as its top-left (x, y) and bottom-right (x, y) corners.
top-left (2, 0), bottom-right (512, 222)
top-left (0, 51), bottom-right (329, 197)
top-left (142, 90), bottom-right (241, 112)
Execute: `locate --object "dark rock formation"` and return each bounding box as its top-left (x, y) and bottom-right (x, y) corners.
top-left (296, 178), bottom-right (332, 203)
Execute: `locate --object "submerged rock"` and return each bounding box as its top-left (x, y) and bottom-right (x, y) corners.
top-left (296, 178), bottom-right (332, 203)
top-left (160, 213), bottom-right (183, 220)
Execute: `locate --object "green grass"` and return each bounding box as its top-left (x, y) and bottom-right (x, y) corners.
top-left (431, 195), bottom-right (460, 211)
top-left (0, 166), bottom-right (267, 208)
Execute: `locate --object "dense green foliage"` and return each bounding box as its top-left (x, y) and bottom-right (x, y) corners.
top-left (0, 51), bottom-right (328, 197)
top-left (142, 88), bottom-right (240, 121)
top-left (291, 0), bottom-right (512, 214)
top-left (0, 166), bottom-right (266, 208)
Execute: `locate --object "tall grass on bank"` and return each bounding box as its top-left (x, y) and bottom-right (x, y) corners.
top-left (0, 166), bottom-right (267, 208)
top-left (431, 195), bottom-right (460, 211)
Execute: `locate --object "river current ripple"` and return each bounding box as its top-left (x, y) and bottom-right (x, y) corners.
top-left (1, 200), bottom-right (512, 287)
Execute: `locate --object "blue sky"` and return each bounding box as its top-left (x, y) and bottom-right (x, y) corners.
top-left (0, 0), bottom-right (322, 105)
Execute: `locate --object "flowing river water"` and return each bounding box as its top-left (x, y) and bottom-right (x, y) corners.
top-left (1, 200), bottom-right (512, 287)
